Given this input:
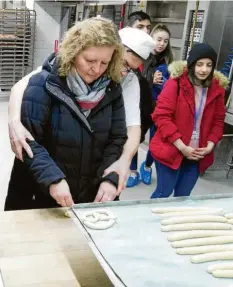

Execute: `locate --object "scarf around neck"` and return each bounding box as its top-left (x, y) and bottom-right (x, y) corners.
top-left (67, 69), bottom-right (110, 117)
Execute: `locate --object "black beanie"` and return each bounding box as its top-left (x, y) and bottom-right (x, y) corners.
top-left (187, 43), bottom-right (217, 68)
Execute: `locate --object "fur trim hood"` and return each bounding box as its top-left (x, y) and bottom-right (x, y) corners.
top-left (168, 61), bottom-right (229, 89)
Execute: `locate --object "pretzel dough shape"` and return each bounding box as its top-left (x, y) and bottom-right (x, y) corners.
top-left (82, 209), bottom-right (116, 230)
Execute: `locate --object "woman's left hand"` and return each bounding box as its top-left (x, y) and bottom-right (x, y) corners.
top-left (194, 142), bottom-right (215, 156)
top-left (94, 181), bottom-right (117, 202)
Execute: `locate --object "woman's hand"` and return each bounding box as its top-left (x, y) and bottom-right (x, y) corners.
top-left (8, 120), bottom-right (34, 161)
top-left (103, 156), bottom-right (131, 194)
top-left (94, 181), bottom-right (118, 202)
top-left (173, 139), bottom-right (203, 161)
top-left (153, 71), bottom-right (163, 85)
top-left (49, 179), bottom-right (74, 207)
top-left (180, 145), bottom-right (204, 161)
top-left (194, 141), bottom-right (215, 156)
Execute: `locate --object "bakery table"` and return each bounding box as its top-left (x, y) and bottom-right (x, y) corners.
top-left (0, 208), bottom-right (113, 287)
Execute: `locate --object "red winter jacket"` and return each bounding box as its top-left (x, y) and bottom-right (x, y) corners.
top-left (149, 61), bottom-right (228, 173)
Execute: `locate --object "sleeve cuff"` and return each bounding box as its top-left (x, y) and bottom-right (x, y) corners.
top-left (99, 172), bottom-right (119, 189)
top-left (207, 135), bottom-right (220, 145)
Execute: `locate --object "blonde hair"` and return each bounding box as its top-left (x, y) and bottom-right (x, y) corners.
top-left (150, 23), bottom-right (173, 64)
top-left (57, 17), bottom-right (123, 82)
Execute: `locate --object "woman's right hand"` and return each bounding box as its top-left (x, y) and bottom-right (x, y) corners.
top-left (180, 145), bottom-right (204, 161)
top-left (49, 179), bottom-right (74, 207)
top-left (8, 120), bottom-right (34, 161)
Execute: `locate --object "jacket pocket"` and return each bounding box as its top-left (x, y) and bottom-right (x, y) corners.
top-left (150, 133), bottom-right (182, 169)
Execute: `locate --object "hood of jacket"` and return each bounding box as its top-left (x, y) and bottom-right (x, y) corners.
top-left (168, 61), bottom-right (229, 90)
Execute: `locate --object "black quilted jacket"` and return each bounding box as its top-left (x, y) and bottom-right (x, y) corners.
top-left (5, 55), bottom-right (127, 211)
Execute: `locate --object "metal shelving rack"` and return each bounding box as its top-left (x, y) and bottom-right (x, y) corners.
top-left (0, 8), bottom-right (36, 91)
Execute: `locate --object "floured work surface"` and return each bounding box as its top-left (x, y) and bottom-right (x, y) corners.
top-left (0, 208), bottom-right (113, 287)
top-left (72, 194), bottom-right (233, 287)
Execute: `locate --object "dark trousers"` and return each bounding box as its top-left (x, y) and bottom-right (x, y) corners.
top-left (151, 159), bottom-right (199, 199)
top-left (145, 125), bottom-right (156, 167)
top-left (129, 125), bottom-right (156, 171)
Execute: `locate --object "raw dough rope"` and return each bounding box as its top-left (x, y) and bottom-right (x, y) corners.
top-left (152, 207), bottom-right (217, 214)
top-left (190, 251), bottom-right (233, 263)
top-left (207, 263), bottom-right (233, 274)
top-left (161, 222), bottom-right (232, 232)
top-left (225, 213), bottom-right (233, 219)
top-left (167, 230), bottom-right (233, 242)
top-left (212, 270), bottom-right (233, 278)
top-left (82, 209), bottom-right (116, 230)
top-left (161, 215), bottom-right (227, 226)
top-left (176, 244), bottom-right (233, 255)
top-left (159, 209), bottom-right (224, 218)
top-left (172, 235), bottom-right (233, 248)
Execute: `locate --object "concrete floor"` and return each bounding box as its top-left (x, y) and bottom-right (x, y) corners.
top-left (0, 98), bottom-right (233, 211)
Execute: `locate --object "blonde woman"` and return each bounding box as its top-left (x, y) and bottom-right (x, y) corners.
top-left (6, 19), bottom-right (155, 210)
top-left (5, 17), bottom-right (127, 210)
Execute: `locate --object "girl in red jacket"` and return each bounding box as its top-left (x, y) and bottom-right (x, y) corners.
top-left (150, 43), bottom-right (228, 198)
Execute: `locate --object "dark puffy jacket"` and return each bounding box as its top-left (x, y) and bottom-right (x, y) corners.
top-left (5, 55), bottom-right (127, 211)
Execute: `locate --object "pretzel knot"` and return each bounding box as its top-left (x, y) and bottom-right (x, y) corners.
top-left (82, 209), bottom-right (116, 230)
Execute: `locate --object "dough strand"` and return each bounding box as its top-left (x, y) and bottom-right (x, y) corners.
top-left (161, 215), bottom-right (227, 225)
top-left (212, 269), bottom-right (233, 278)
top-left (225, 213), bottom-right (233, 219)
top-left (152, 207), bottom-right (218, 214)
top-left (172, 235), bottom-right (233, 248)
top-left (160, 209), bottom-right (224, 218)
top-left (207, 263), bottom-right (233, 274)
top-left (167, 230), bottom-right (233, 242)
top-left (161, 222), bottom-right (232, 232)
top-left (176, 244), bottom-right (233, 255)
top-left (190, 251), bottom-right (233, 263)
